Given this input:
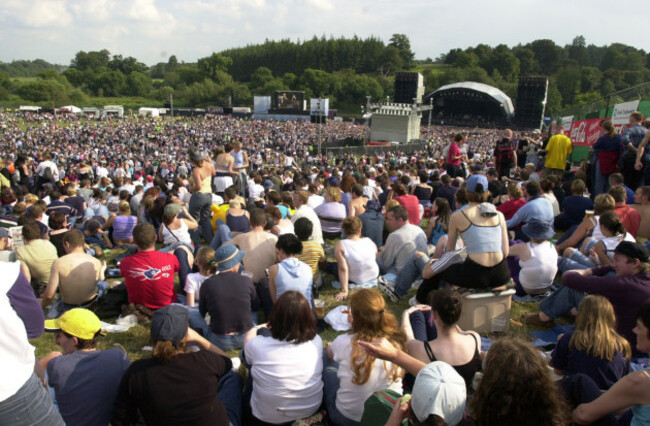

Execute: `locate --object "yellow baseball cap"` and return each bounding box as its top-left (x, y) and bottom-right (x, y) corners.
top-left (44, 308), bottom-right (104, 340)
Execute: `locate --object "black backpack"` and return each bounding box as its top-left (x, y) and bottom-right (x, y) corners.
top-left (92, 283), bottom-right (129, 319)
top-left (496, 139), bottom-right (515, 167)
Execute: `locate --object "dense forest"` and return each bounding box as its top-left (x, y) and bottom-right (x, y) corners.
top-left (0, 35), bottom-right (648, 115)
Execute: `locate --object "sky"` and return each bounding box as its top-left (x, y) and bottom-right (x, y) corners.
top-left (0, 0), bottom-right (648, 66)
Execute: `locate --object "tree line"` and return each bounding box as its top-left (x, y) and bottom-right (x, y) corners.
top-left (0, 35), bottom-right (648, 115)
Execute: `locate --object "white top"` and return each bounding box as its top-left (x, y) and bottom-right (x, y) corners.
top-left (0, 261), bottom-right (35, 402)
top-left (590, 216), bottom-right (604, 241)
top-left (519, 242), bottom-right (558, 290)
top-left (341, 238), bottom-right (379, 284)
top-left (183, 272), bottom-right (210, 303)
top-left (331, 333), bottom-right (403, 422)
top-left (541, 193), bottom-right (560, 217)
top-left (249, 183), bottom-right (265, 200)
top-left (245, 335), bottom-right (323, 424)
top-left (307, 195), bottom-right (325, 209)
top-left (601, 233), bottom-right (636, 262)
top-left (162, 220), bottom-right (192, 245)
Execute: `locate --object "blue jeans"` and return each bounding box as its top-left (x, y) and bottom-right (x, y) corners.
top-left (189, 193), bottom-right (214, 246)
top-left (322, 349), bottom-right (360, 426)
top-left (538, 284), bottom-right (586, 319)
top-left (558, 250), bottom-right (595, 272)
top-left (188, 311), bottom-right (246, 351)
top-left (593, 160), bottom-right (611, 197)
top-left (46, 280), bottom-right (109, 319)
top-left (210, 219), bottom-right (233, 250)
top-left (218, 371), bottom-right (244, 426)
top-left (394, 253), bottom-right (429, 297)
top-left (0, 373), bottom-right (64, 425)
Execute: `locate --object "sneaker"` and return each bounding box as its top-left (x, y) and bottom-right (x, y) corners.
top-left (377, 277), bottom-right (400, 303)
top-left (431, 250), bottom-right (465, 274)
top-left (408, 296), bottom-right (418, 307)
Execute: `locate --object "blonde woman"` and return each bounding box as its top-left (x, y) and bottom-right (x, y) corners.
top-left (550, 295), bottom-right (630, 390)
top-left (188, 147), bottom-right (215, 246)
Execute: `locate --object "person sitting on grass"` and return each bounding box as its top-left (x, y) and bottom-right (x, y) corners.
top-left (554, 193), bottom-right (616, 255)
top-left (507, 218), bottom-right (558, 297)
top-left (112, 305), bottom-right (242, 426)
top-left (401, 288), bottom-right (481, 391)
top-left (425, 197), bottom-right (452, 260)
top-left (332, 216), bottom-right (379, 301)
top-left (554, 179), bottom-right (593, 232)
top-left (182, 246), bottom-right (214, 308)
top-left (549, 295), bottom-right (630, 391)
top-left (41, 308), bottom-right (130, 426)
top-left (294, 217), bottom-right (325, 290)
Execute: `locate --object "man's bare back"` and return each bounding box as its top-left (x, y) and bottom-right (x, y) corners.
top-left (55, 253), bottom-right (102, 305)
top-left (633, 204), bottom-right (650, 240)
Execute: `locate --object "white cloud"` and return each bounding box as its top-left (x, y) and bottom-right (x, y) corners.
top-left (0, 0), bottom-right (647, 65)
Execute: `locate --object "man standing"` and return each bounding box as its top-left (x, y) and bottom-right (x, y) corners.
top-left (526, 242), bottom-right (650, 350)
top-left (42, 309), bottom-right (131, 426)
top-left (633, 186), bottom-right (650, 240)
top-left (542, 127), bottom-right (572, 178)
top-left (120, 223), bottom-right (180, 311)
top-left (446, 134), bottom-right (464, 178)
top-left (494, 129), bottom-right (517, 179)
top-left (41, 230), bottom-right (108, 318)
top-left (231, 141), bottom-right (250, 196)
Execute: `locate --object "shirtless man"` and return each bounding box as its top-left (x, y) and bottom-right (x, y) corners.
top-left (42, 229), bottom-right (107, 317)
top-left (633, 186), bottom-right (650, 240)
top-left (348, 183), bottom-right (368, 217)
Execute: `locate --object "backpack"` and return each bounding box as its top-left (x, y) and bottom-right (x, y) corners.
top-left (43, 166), bottom-right (54, 183)
top-left (92, 283), bottom-right (129, 319)
top-left (496, 139), bottom-right (515, 168)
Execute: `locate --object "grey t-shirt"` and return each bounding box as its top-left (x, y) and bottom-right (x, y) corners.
top-left (47, 349), bottom-right (131, 426)
top-left (378, 223), bottom-right (427, 272)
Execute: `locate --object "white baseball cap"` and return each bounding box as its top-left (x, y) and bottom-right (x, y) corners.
top-left (411, 361), bottom-right (467, 425)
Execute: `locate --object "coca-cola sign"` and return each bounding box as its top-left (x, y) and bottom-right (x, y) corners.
top-left (569, 118), bottom-right (603, 146)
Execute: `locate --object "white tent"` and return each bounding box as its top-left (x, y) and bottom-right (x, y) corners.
top-left (138, 107), bottom-right (160, 117)
top-left (59, 105), bottom-right (82, 114)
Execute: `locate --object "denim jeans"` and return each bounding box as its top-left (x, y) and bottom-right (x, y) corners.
top-left (188, 310), bottom-right (246, 351)
top-left (0, 373), bottom-right (64, 426)
top-left (538, 284), bottom-right (586, 319)
top-left (218, 371), bottom-right (244, 426)
top-left (394, 253), bottom-right (430, 297)
top-left (322, 348), bottom-right (361, 426)
top-left (46, 280), bottom-right (109, 319)
top-left (210, 219), bottom-right (234, 250)
top-left (84, 206), bottom-right (109, 220)
top-left (558, 250), bottom-right (595, 273)
top-left (593, 160), bottom-right (611, 197)
top-left (189, 193), bottom-right (214, 246)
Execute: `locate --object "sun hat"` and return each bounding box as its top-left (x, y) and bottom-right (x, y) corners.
top-left (522, 218), bottom-right (555, 240)
top-left (44, 308), bottom-right (104, 340)
top-left (163, 203), bottom-right (182, 217)
top-left (211, 243), bottom-right (246, 272)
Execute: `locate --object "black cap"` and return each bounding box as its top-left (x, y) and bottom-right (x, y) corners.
top-left (614, 241), bottom-right (650, 263)
top-left (150, 305), bottom-right (189, 346)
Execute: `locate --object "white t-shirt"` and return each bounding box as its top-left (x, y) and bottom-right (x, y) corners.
top-left (331, 333), bottom-right (403, 422)
top-left (245, 335), bottom-right (323, 424)
top-left (0, 261), bottom-right (35, 401)
top-left (341, 238), bottom-right (379, 284)
top-left (183, 272), bottom-right (210, 303)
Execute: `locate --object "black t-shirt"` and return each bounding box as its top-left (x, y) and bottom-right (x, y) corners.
top-left (112, 351), bottom-right (232, 426)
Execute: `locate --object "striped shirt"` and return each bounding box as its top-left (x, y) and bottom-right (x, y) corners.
top-left (297, 241), bottom-right (325, 276)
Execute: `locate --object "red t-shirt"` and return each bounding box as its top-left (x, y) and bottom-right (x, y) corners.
top-left (497, 198), bottom-right (527, 221)
top-left (447, 142), bottom-right (461, 166)
top-left (614, 205), bottom-right (641, 238)
top-left (120, 250), bottom-right (180, 309)
top-left (395, 194), bottom-right (421, 225)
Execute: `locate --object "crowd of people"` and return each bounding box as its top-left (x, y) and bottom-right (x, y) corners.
top-left (2, 109), bottom-right (650, 426)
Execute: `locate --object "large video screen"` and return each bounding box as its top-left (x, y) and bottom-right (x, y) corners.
top-left (274, 91), bottom-right (305, 110)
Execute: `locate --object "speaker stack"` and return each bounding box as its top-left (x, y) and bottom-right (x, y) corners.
top-left (394, 72), bottom-right (424, 104)
top-left (514, 76), bottom-right (548, 129)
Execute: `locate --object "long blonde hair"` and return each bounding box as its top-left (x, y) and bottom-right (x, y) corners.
top-left (569, 295), bottom-right (631, 361)
top-left (349, 289), bottom-right (406, 385)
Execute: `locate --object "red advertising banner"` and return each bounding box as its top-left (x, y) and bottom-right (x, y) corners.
top-left (569, 118), bottom-right (603, 146)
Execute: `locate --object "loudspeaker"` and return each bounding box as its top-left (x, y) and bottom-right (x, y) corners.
top-left (394, 72), bottom-right (424, 104)
top-left (514, 77), bottom-right (548, 129)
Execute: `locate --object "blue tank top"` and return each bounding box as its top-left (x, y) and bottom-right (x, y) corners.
top-left (226, 212), bottom-right (250, 233)
top-left (459, 210), bottom-right (502, 254)
top-left (231, 150), bottom-right (245, 168)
